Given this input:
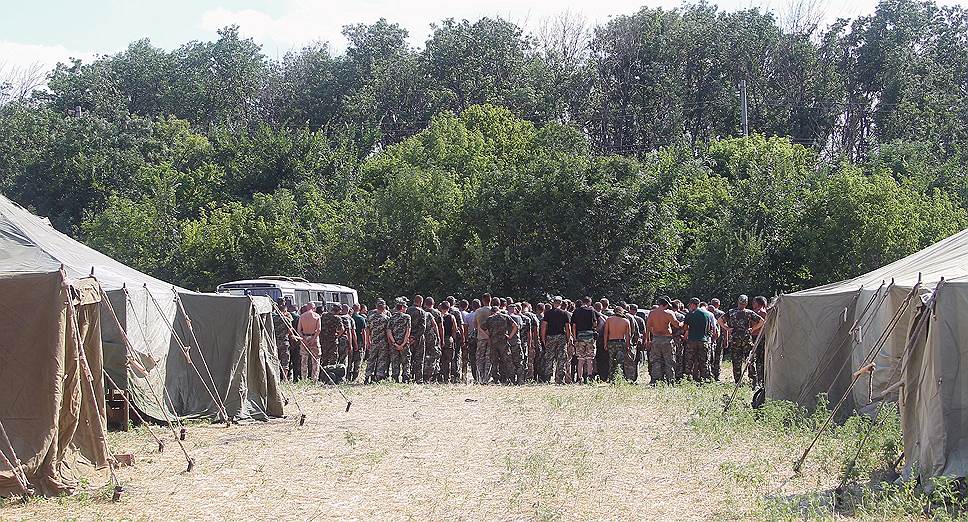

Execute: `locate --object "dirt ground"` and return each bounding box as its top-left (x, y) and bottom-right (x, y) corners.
top-left (2, 375), bottom-right (847, 521)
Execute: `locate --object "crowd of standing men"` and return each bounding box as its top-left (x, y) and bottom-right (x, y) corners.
top-left (269, 293), bottom-right (769, 388)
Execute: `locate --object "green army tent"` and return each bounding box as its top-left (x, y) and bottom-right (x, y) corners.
top-left (766, 228), bottom-right (968, 483)
top-left (0, 193), bottom-right (283, 426)
top-left (0, 271), bottom-right (111, 497)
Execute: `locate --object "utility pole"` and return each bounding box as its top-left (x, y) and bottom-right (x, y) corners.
top-left (739, 78), bottom-right (749, 137)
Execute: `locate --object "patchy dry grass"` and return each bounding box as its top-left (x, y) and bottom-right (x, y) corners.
top-left (0, 364), bottom-right (917, 521)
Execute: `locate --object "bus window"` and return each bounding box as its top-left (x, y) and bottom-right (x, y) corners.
top-left (339, 293), bottom-right (351, 305)
top-left (316, 291), bottom-right (326, 302)
top-left (246, 288), bottom-right (282, 300)
top-left (296, 290), bottom-right (310, 306)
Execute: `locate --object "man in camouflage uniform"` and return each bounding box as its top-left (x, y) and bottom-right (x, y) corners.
top-left (447, 296), bottom-right (465, 383)
top-left (725, 295), bottom-right (764, 386)
top-left (618, 301), bottom-right (641, 383)
top-left (318, 304), bottom-right (344, 383)
top-left (708, 298), bottom-right (727, 381)
top-left (337, 304), bottom-right (356, 368)
top-left (272, 298), bottom-right (296, 380)
top-left (474, 294), bottom-right (493, 384)
top-left (506, 303), bottom-right (527, 384)
top-left (365, 299), bottom-right (391, 383)
top-left (484, 306), bottom-right (516, 384)
top-left (388, 298), bottom-right (412, 383)
top-left (521, 302), bottom-right (540, 382)
top-left (422, 297), bottom-right (444, 382)
top-left (464, 299), bottom-right (479, 383)
top-left (407, 295), bottom-right (429, 382)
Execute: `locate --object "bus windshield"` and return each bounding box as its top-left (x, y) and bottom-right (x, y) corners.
top-left (245, 288), bottom-right (282, 300)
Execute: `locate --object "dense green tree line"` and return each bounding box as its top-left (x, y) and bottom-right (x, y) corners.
top-left (1, 0), bottom-right (967, 304)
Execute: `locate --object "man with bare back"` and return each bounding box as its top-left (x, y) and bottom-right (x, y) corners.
top-left (603, 305), bottom-right (635, 382)
top-left (646, 297), bottom-right (681, 384)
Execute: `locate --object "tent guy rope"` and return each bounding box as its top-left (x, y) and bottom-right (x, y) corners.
top-left (98, 283), bottom-right (195, 472)
top-left (144, 286), bottom-right (231, 426)
top-left (792, 277), bottom-right (927, 474)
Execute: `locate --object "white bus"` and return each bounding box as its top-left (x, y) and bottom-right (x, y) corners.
top-left (216, 276), bottom-right (358, 308)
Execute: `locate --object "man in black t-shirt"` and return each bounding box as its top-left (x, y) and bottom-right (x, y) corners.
top-left (541, 296), bottom-right (573, 384)
top-left (571, 296), bottom-right (598, 383)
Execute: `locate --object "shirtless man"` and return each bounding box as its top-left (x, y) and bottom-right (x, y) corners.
top-left (646, 297), bottom-right (682, 384)
top-left (297, 303), bottom-right (322, 380)
top-left (603, 305), bottom-right (634, 382)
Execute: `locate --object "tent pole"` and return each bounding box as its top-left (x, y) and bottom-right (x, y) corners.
top-left (272, 301), bottom-right (353, 414)
top-left (170, 288), bottom-right (229, 426)
top-left (792, 281), bottom-right (892, 406)
top-left (837, 399), bottom-right (889, 493)
top-left (99, 284), bottom-right (195, 472)
top-left (144, 286), bottom-right (231, 426)
top-left (0, 418), bottom-right (32, 498)
top-left (723, 310), bottom-right (773, 413)
top-left (255, 311), bottom-right (305, 426)
top-left (120, 285), bottom-right (188, 436)
top-left (61, 274), bottom-right (120, 493)
top-left (792, 280), bottom-right (934, 474)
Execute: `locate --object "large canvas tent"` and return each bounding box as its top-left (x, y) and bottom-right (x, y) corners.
top-left (0, 193), bottom-right (283, 426)
top-left (766, 228), bottom-right (968, 482)
top-left (0, 271), bottom-right (111, 497)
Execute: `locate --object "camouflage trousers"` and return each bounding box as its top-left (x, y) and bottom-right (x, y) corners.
top-left (476, 338), bottom-right (491, 384)
top-left (711, 336), bottom-right (725, 381)
top-left (419, 336), bottom-right (441, 382)
top-left (320, 341), bottom-right (339, 367)
top-left (508, 340), bottom-right (526, 385)
top-left (348, 345), bottom-right (362, 382)
top-left (606, 340), bottom-right (637, 382)
top-left (674, 339), bottom-right (686, 380)
top-left (464, 334), bottom-right (478, 383)
top-left (365, 341), bottom-right (390, 382)
top-left (753, 339), bottom-right (765, 389)
top-left (684, 340), bottom-right (713, 382)
top-left (523, 337), bottom-right (536, 381)
top-left (275, 336), bottom-right (290, 379)
top-left (449, 337), bottom-right (462, 383)
top-left (440, 338), bottom-right (456, 383)
top-left (409, 333), bottom-right (426, 382)
top-left (337, 337), bottom-right (350, 366)
top-left (542, 334), bottom-right (570, 384)
top-left (390, 345), bottom-right (411, 382)
top-left (649, 336), bottom-right (676, 383)
top-left (487, 338), bottom-right (515, 384)
top-left (730, 336), bottom-right (754, 386)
